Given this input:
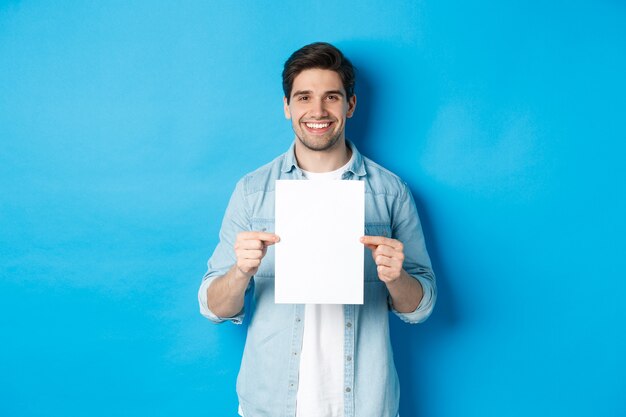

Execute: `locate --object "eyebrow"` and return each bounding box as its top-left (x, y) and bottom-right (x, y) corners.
top-left (292, 89), bottom-right (345, 98)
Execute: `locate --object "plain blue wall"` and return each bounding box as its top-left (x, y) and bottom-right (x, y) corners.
top-left (1, 1), bottom-right (625, 416)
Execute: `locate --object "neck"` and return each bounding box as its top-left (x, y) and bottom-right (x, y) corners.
top-left (294, 138), bottom-right (352, 173)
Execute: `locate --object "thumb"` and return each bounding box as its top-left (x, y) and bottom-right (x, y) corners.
top-left (360, 236), bottom-right (377, 252)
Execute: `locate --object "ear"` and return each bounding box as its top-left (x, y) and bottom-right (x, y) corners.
top-left (346, 94), bottom-right (357, 118)
top-left (283, 96), bottom-right (291, 119)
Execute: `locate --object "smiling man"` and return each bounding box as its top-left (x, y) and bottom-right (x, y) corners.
top-left (198, 42), bottom-right (436, 417)
top-left (285, 68), bottom-right (353, 154)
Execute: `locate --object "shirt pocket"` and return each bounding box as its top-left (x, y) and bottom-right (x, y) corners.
top-left (250, 218), bottom-right (275, 278)
top-left (363, 223), bottom-right (392, 282)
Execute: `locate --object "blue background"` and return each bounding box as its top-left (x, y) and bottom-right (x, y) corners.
top-left (1, 1), bottom-right (625, 416)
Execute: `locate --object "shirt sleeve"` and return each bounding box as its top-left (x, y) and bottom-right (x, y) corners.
top-left (198, 178), bottom-right (252, 324)
top-left (388, 182), bottom-right (437, 324)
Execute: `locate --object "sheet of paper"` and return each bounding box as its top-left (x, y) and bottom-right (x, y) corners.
top-left (274, 180), bottom-right (364, 304)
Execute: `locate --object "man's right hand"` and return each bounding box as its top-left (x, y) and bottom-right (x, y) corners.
top-left (234, 231), bottom-right (280, 280)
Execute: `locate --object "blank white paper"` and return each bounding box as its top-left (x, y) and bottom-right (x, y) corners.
top-left (274, 180), bottom-right (364, 304)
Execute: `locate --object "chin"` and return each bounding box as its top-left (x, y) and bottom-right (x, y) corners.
top-left (298, 135), bottom-right (341, 152)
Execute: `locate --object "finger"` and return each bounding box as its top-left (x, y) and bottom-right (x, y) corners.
top-left (374, 253), bottom-right (403, 270)
top-left (363, 243), bottom-right (378, 252)
top-left (376, 265), bottom-right (397, 281)
top-left (235, 239), bottom-right (265, 250)
top-left (360, 235), bottom-right (403, 251)
top-left (238, 258), bottom-right (261, 271)
top-left (237, 249), bottom-right (264, 260)
top-left (238, 231), bottom-right (281, 244)
top-left (374, 254), bottom-right (393, 267)
top-left (377, 265), bottom-right (400, 282)
top-left (374, 244), bottom-right (396, 258)
top-left (235, 235), bottom-right (281, 250)
top-left (374, 245), bottom-right (405, 263)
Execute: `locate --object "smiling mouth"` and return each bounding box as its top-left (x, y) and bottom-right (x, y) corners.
top-left (303, 121), bottom-right (333, 133)
top-left (305, 122), bottom-right (330, 129)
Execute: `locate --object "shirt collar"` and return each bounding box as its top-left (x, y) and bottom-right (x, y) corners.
top-left (280, 139), bottom-right (367, 177)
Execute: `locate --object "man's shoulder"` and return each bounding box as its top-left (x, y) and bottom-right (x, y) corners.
top-left (235, 152), bottom-right (287, 195)
top-left (243, 152), bottom-right (286, 178)
top-left (361, 155), bottom-right (409, 197)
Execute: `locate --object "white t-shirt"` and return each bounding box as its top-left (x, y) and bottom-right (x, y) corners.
top-left (239, 157), bottom-right (352, 417)
top-left (296, 161), bottom-right (350, 417)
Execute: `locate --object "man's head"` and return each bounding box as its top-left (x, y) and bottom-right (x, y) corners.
top-left (282, 42), bottom-right (355, 105)
top-left (282, 43), bottom-right (357, 153)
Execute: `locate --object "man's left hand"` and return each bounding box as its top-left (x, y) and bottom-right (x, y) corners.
top-left (360, 235), bottom-right (406, 284)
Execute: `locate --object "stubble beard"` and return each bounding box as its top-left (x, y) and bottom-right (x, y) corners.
top-left (295, 124), bottom-right (343, 152)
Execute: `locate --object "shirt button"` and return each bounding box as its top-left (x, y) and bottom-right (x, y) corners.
top-left (345, 387), bottom-right (351, 393)
top-left (296, 317), bottom-right (301, 322)
top-left (346, 355), bottom-right (352, 361)
top-left (346, 322), bottom-right (352, 328)
top-left (293, 351), bottom-right (298, 355)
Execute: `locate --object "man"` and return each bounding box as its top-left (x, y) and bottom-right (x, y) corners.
top-left (198, 42), bottom-right (436, 417)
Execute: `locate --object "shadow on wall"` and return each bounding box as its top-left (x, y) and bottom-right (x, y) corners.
top-left (337, 39), bottom-right (377, 156)
top-left (345, 40), bottom-right (459, 417)
top-left (344, 38), bottom-right (439, 161)
top-left (345, 43), bottom-right (374, 160)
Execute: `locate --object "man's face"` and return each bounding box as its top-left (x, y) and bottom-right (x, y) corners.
top-left (284, 68), bottom-right (356, 152)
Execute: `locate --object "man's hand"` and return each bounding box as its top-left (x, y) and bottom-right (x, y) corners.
top-left (206, 231), bottom-right (279, 319)
top-left (360, 235), bottom-right (405, 284)
top-left (361, 235), bottom-right (423, 313)
top-left (234, 231), bottom-right (280, 280)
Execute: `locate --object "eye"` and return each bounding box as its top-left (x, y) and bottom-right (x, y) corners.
top-left (326, 95), bottom-right (338, 101)
top-left (297, 95), bottom-right (309, 102)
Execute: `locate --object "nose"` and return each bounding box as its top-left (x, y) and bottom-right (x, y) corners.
top-left (309, 98), bottom-right (328, 118)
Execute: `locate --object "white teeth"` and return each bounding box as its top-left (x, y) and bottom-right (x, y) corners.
top-left (305, 122), bottom-right (330, 129)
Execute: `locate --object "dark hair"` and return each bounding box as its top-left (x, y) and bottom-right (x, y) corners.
top-left (282, 42), bottom-right (355, 103)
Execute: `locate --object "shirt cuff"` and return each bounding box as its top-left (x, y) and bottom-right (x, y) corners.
top-left (390, 275), bottom-right (435, 324)
top-left (198, 275), bottom-right (245, 325)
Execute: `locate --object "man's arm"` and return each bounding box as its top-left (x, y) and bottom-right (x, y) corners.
top-left (207, 231), bottom-right (279, 318)
top-left (361, 235), bottom-right (424, 313)
top-left (386, 270), bottom-right (424, 313)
